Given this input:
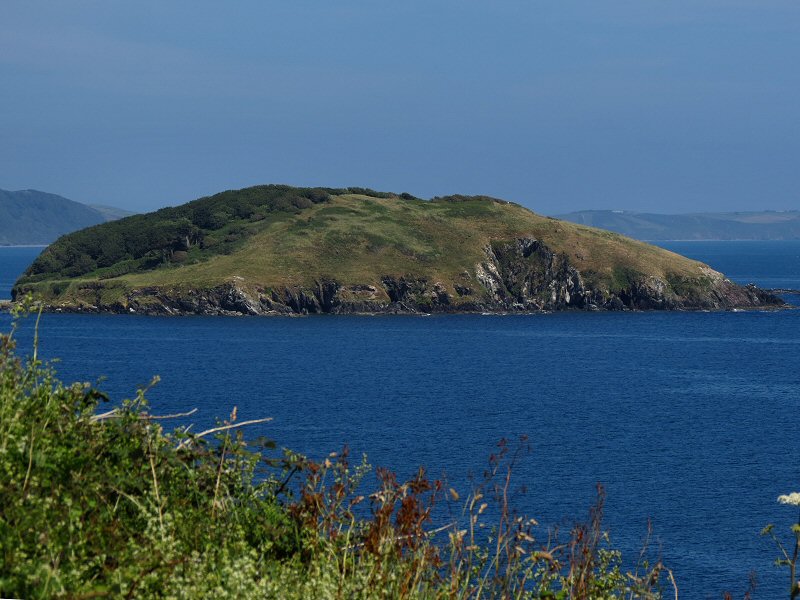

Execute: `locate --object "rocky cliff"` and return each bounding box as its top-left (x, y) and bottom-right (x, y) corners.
top-left (26, 235), bottom-right (782, 316)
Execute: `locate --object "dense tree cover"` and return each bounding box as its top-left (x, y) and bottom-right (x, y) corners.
top-left (19, 186), bottom-right (355, 283)
top-left (16, 187), bottom-right (517, 287)
top-left (19, 186), bottom-right (425, 285)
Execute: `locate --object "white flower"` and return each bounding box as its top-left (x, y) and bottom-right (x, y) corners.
top-left (777, 492), bottom-right (800, 506)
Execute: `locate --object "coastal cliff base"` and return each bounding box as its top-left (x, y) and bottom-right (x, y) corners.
top-left (22, 237), bottom-right (783, 316)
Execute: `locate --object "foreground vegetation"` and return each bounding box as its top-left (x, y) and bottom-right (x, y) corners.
top-left (3, 306), bottom-right (798, 597)
top-left (0, 310), bottom-right (677, 599)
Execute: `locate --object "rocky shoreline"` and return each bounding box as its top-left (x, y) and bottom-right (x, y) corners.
top-left (21, 278), bottom-right (786, 318)
top-left (30, 296), bottom-right (789, 317)
top-left (12, 238), bottom-right (787, 317)
top-left (6, 282), bottom-right (787, 317)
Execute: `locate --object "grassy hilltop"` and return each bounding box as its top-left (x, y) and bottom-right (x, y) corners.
top-left (13, 185), bottom-right (781, 314)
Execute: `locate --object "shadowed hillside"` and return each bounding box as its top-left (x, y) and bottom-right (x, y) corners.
top-left (0, 189), bottom-right (133, 245)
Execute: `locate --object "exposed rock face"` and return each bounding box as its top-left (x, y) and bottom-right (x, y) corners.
top-left (476, 238), bottom-right (587, 310)
top-left (29, 237), bottom-right (785, 316)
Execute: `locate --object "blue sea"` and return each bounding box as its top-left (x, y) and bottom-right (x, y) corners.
top-left (2, 241), bottom-right (799, 598)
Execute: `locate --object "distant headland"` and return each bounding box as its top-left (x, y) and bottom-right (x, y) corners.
top-left (556, 209), bottom-right (800, 241)
top-left (0, 188), bottom-right (133, 246)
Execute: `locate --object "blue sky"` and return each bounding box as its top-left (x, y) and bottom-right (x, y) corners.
top-left (1, 1), bottom-right (798, 214)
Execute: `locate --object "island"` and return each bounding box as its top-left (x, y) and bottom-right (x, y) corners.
top-left (12, 185), bottom-right (783, 315)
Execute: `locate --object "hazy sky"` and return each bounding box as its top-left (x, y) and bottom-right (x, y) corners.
top-left (1, 1), bottom-right (798, 214)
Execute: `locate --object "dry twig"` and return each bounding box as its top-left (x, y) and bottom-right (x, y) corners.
top-left (175, 417), bottom-right (273, 449)
top-left (91, 408), bottom-right (198, 423)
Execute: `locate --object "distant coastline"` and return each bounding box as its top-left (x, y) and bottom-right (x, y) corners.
top-left (0, 188), bottom-right (132, 246)
top-left (650, 238), bottom-right (800, 243)
top-left (556, 209), bottom-right (800, 242)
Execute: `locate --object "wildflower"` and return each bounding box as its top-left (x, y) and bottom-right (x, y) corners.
top-left (777, 492), bottom-right (800, 506)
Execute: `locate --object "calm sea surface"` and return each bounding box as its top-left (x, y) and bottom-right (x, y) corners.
top-left (1, 241), bottom-right (799, 598)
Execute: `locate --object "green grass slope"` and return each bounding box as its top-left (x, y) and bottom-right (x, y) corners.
top-left (12, 185), bottom-right (780, 313)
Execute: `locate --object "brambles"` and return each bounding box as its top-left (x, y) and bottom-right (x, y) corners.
top-left (0, 316), bottom-right (670, 598)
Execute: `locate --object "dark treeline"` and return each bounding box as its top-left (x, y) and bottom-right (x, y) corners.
top-left (19, 185), bottom-right (419, 286)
